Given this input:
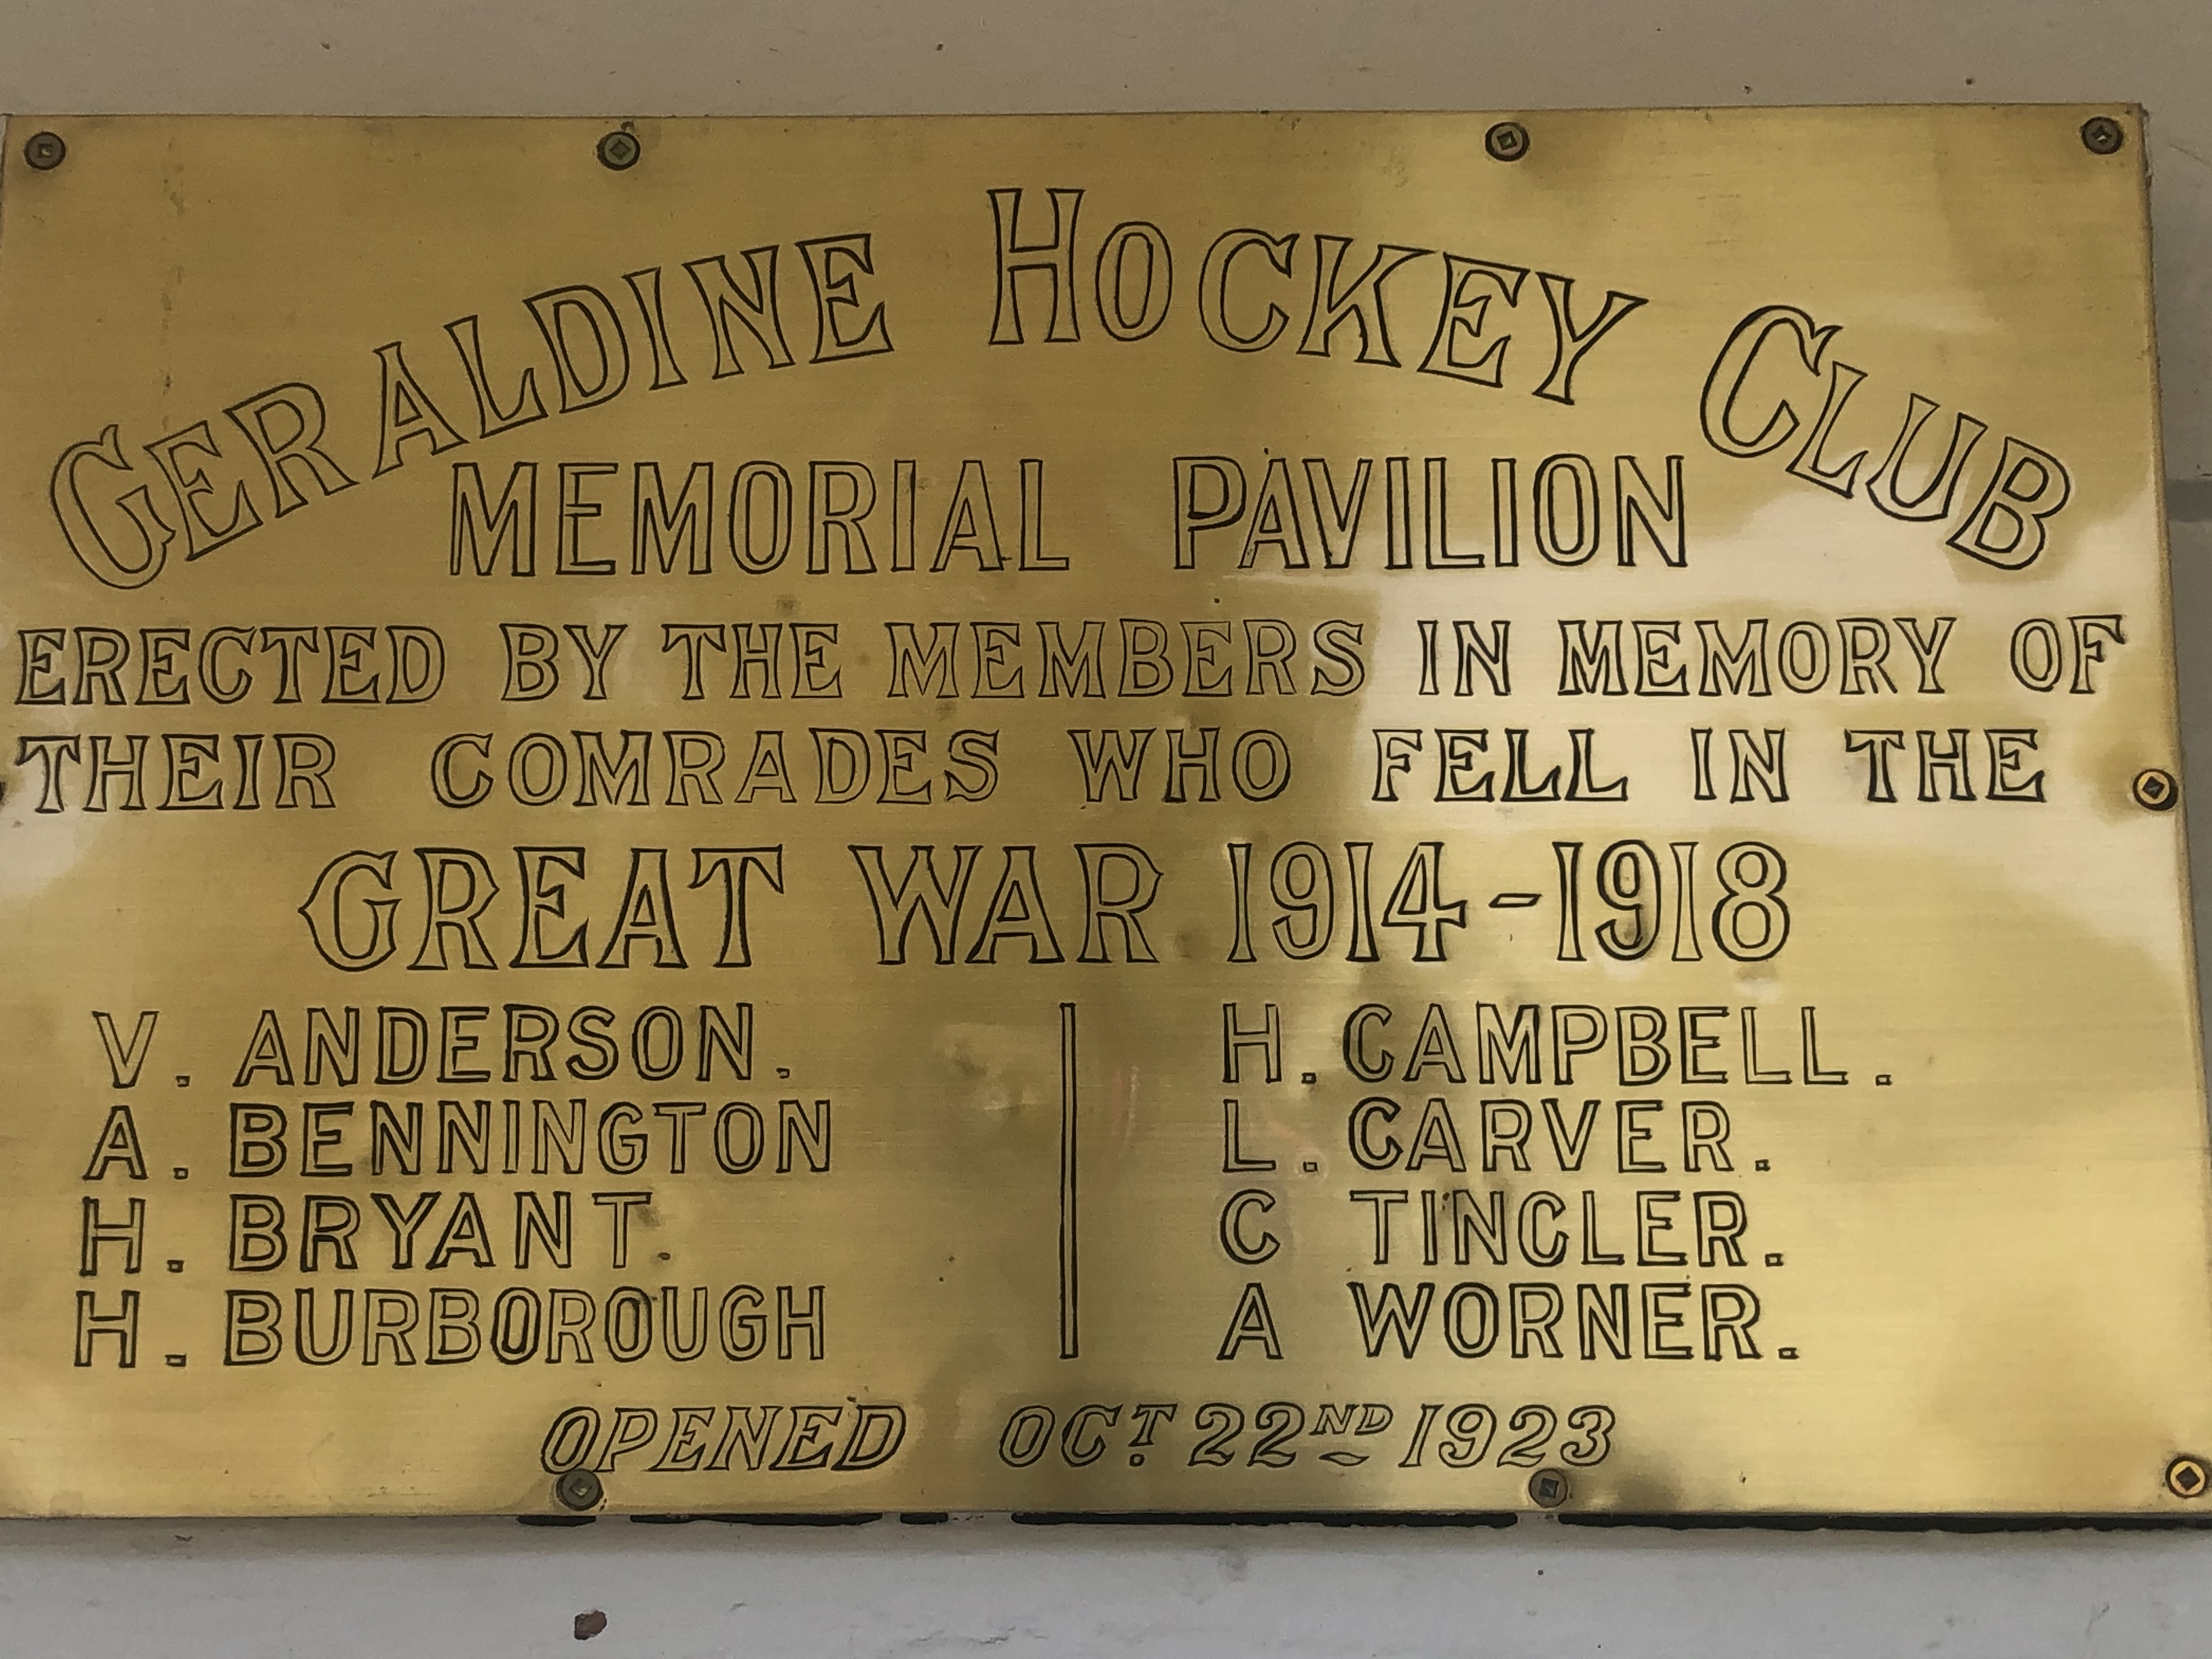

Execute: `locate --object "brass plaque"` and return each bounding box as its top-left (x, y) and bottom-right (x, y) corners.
top-left (1, 108), bottom-right (2206, 1518)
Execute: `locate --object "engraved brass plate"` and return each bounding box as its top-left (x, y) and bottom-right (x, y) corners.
top-left (0, 108), bottom-right (2205, 1517)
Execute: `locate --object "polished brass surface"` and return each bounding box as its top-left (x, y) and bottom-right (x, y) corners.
top-left (0, 109), bottom-right (2204, 1517)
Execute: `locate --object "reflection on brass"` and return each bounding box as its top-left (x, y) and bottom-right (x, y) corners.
top-left (0, 108), bottom-right (2205, 1518)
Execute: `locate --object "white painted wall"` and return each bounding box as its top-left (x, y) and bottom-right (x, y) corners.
top-left (2, 3), bottom-right (2209, 1652)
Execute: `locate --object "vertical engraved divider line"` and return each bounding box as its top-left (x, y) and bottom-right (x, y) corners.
top-left (1059, 1001), bottom-right (1079, 1359)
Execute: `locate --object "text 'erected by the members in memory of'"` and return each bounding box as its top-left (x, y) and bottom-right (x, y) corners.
top-left (1, 108), bottom-right (2208, 1517)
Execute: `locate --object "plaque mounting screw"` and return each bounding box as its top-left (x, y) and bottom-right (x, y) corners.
top-left (554, 1468), bottom-right (604, 1510)
top-left (2167, 1455), bottom-right (2209, 1499)
top-left (596, 129), bottom-right (641, 171)
top-left (2080, 116), bottom-right (2126, 155)
top-left (1485, 121), bottom-right (1530, 163)
top-left (2131, 768), bottom-right (2180, 812)
top-left (1527, 1468), bottom-right (1570, 1509)
top-left (22, 132), bottom-right (66, 171)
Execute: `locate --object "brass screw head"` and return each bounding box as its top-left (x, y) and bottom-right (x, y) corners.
top-left (2080, 116), bottom-right (2126, 156)
top-left (2167, 1455), bottom-right (2209, 1499)
top-left (554, 1467), bottom-right (604, 1510)
top-left (1486, 121), bottom-right (1530, 163)
top-left (596, 129), bottom-right (641, 171)
top-left (2132, 768), bottom-right (2180, 812)
top-left (1527, 1468), bottom-right (1570, 1509)
top-left (22, 132), bottom-right (66, 171)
